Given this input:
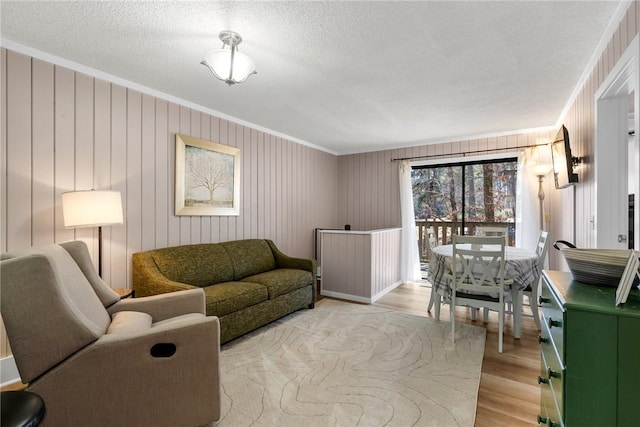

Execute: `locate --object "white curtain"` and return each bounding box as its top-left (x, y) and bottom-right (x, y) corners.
top-left (399, 160), bottom-right (422, 283)
top-left (515, 149), bottom-right (545, 254)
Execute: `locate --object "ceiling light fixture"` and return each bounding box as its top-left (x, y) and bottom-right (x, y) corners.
top-left (201, 30), bottom-right (256, 86)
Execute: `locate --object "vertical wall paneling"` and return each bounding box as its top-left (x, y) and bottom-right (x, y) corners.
top-left (110, 85), bottom-right (127, 285)
top-left (141, 94), bottom-right (156, 251)
top-left (320, 228), bottom-right (401, 303)
top-left (93, 79), bottom-right (112, 280)
top-left (54, 66), bottom-right (76, 245)
top-left (6, 51), bottom-right (32, 250)
top-left (166, 102), bottom-right (181, 247)
top-left (31, 59), bottom-right (55, 247)
top-left (241, 126), bottom-right (250, 239)
top-left (74, 73), bottom-right (96, 256)
top-left (154, 99), bottom-right (169, 249)
top-left (1, 48), bottom-right (7, 254)
top-left (1, 47), bottom-right (337, 269)
top-left (0, 49), bottom-right (8, 357)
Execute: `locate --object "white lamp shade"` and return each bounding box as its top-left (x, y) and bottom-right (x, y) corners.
top-left (62, 190), bottom-right (123, 228)
top-left (529, 145), bottom-right (553, 176)
top-left (202, 49), bottom-right (256, 83)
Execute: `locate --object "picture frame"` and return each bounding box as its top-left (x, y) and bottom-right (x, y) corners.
top-left (175, 134), bottom-right (240, 216)
top-left (616, 251), bottom-right (640, 306)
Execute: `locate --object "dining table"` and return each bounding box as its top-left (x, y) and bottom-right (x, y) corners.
top-left (428, 243), bottom-right (540, 338)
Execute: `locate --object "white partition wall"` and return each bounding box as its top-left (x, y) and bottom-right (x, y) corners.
top-left (320, 228), bottom-right (402, 303)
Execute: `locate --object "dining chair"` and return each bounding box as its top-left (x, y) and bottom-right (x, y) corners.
top-left (426, 226), bottom-right (439, 312)
top-left (522, 230), bottom-right (550, 329)
top-left (475, 225), bottom-right (509, 245)
top-left (469, 224), bottom-right (508, 323)
top-left (448, 235), bottom-right (510, 353)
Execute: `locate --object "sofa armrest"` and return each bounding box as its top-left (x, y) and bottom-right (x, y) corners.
top-left (107, 288), bottom-right (206, 321)
top-left (28, 316), bottom-right (221, 426)
top-left (266, 240), bottom-right (317, 277)
top-left (132, 252), bottom-right (197, 297)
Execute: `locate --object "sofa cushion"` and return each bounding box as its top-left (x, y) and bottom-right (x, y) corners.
top-left (241, 269), bottom-right (313, 299)
top-left (204, 282), bottom-right (269, 317)
top-left (150, 244), bottom-right (234, 287)
top-left (221, 239), bottom-right (277, 280)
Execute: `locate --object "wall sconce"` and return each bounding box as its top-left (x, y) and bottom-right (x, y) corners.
top-left (201, 30), bottom-right (257, 86)
top-left (529, 145), bottom-right (553, 231)
top-left (61, 190), bottom-right (123, 277)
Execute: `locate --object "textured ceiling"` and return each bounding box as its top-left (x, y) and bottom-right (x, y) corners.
top-left (0, 1), bottom-right (624, 154)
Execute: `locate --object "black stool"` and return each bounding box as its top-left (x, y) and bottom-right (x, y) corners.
top-left (1, 391), bottom-right (46, 427)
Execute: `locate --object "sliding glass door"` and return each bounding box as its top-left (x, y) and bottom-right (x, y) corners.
top-left (412, 158), bottom-right (518, 253)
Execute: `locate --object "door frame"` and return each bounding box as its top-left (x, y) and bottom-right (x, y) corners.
top-left (595, 34), bottom-right (639, 249)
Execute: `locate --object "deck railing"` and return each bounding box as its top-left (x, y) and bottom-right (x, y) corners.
top-left (416, 219), bottom-right (515, 262)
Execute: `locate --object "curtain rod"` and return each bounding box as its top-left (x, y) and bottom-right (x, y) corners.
top-left (390, 143), bottom-right (546, 162)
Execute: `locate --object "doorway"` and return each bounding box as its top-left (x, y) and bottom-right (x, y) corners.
top-left (595, 35), bottom-right (640, 249)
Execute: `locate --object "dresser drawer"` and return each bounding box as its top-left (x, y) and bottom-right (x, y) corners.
top-left (539, 352), bottom-right (564, 427)
top-left (540, 276), bottom-right (565, 364)
top-left (540, 321), bottom-right (564, 419)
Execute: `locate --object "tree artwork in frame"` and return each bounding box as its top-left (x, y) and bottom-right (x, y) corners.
top-left (175, 134), bottom-right (240, 216)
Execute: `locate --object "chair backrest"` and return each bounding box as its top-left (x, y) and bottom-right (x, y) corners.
top-left (475, 225), bottom-right (509, 245)
top-left (535, 231), bottom-right (550, 269)
top-left (0, 242), bottom-right (112, 383)
top-left (427, 226), bottom-right (438, 250)
top-left (450, 235), bottom-right (506, 294)
top-left (59, 240), bottom-right (121, 307)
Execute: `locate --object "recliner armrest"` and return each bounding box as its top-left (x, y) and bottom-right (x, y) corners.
top-left (107, 288), bottom-right (206, 321)
top-left (28, 315), bottom-right (221, 426)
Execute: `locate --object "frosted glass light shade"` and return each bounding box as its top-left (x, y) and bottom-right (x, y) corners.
top-left (62, 190), bottom-right (123, 228)
top-left (202, 49), bottom-right (256, 85)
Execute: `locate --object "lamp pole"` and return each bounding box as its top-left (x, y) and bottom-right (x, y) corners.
top-left (537, 174), bottom-right (545, 232)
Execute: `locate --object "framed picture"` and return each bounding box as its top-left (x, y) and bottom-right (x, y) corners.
top-left (175, 134), bottom-right (240, 216)
top-left (616, 251), bottom-right (640, 306)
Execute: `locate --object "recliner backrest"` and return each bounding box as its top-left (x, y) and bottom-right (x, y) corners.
top-left (1, 244), bottom-right (111, 382)
top-left (60, 240), bottom-right (121, 307)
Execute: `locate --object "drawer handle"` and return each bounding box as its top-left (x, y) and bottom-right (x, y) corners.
top-left (537, 376), bottom-right (549, 384)
top-left (547, 368), bottom-right (561, 379)
top-left (538, 335), bottom-right (549, 344)
top-left (539, 296), bottom-right (550, 305)
top-left (537, 415), bottom-right (548, 424)
top-left (548, 318), bottom-right (562, 329)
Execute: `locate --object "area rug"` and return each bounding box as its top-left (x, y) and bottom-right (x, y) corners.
top-left (213, 299), bottom-right (486, 427)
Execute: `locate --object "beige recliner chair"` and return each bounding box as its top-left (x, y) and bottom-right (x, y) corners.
top-left (0, 241), bottom-right (221, 427)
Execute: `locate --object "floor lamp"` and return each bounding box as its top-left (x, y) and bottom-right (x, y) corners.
top-left (61, 190), bottom-right (123, 277)
top-left (530, 145), bottom-right (552, 232)
top-left (536, 173), bottom-right (548, 231)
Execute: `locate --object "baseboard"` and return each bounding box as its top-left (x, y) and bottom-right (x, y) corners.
top-left (320, 290), bottom-right (371, 304)
top-left (1, 355), bottom-right (21, 387)
top-left (371, 280), bottom-right (403, 303)
top-left (321, 280), bottom-right (403, 305)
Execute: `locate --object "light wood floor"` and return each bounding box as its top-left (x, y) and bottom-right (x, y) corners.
top-left (3, 282), bottom-right (541, 426)
top-left (372, 281), bottom-right (540, 427)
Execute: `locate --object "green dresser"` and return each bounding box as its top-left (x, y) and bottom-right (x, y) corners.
top-left (538, 270), bottom-right (640, 426)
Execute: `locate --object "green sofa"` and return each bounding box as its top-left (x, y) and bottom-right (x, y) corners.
top-left (132, 239), bottom-right (316, 343)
